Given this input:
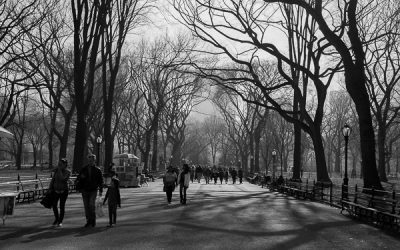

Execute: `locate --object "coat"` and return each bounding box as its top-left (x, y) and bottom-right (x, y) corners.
top-left (76, 164), bottom-right (103, 193)
top-left (178, 172), bottom-right (190, 188)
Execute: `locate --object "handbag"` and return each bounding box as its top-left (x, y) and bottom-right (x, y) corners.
top-left (40, 190), bottom-right (54, 209)
top-left (95, 197), bottom-right (104, 218)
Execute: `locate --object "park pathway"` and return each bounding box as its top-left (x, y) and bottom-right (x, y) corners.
top-left (1, 179), bottom-right (400, 250)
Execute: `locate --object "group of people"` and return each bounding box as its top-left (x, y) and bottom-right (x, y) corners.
top-left (48, 155), bottom-right (246, 227)
top-left (190, 165), bottom-right (243, 185)
top-left (163, 164), bottom-right (190, 205)
top-left (162, 164), bottom-right (244, 205)
top-left (48, 153), bottom-right (120, 228)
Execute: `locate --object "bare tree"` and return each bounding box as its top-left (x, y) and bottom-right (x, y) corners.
top-left (128, 35), bottom-right (201, 171)
top-left (202, 115), bottom-right (225, 166)
top-left (71, 0), bottom-right (109, 172)
top-left (162, 75), bottom-right (203, 168)
top-left (363, 3), bottom-right (400, 182)
top-left (0, 0), bottom-right (43, 127)
top-left (172, 0), bottom-right (390, 187)
top-left (259, 0), bottom-right (386, 188)
top-left (323, 90), bottom-right (352, 175)
top-left (21, 0), bottom-right (76, 167)
top-left (172, 1), bottom-right (340, 183)
top-left (100, 0), bottom-right (154, 173)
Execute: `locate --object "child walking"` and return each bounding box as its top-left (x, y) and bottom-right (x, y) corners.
top-left (103, 171), bottom-right (121, 227)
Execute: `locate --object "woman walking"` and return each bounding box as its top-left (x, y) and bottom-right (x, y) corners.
top-left (178, 164), bottom-right (190, 205)
top-left (163, 166), bottom-right (178, 205)
top-left (50, 158), bottom-right (71, 227)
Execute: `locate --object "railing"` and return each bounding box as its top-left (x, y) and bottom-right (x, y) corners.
top-left (260, 176), bottom-right (399, 213)
top-left (261, 177), bottom-right (345, 208)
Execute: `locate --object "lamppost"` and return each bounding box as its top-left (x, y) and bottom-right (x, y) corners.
top-left (250, 155), bottom-right (254, 173)
top-left (396, 146), bottom-right (399, 177)
top-left (272, 149), bottom-right (277, 179)
top-left (96, 136), bottom-right (102, 167)
top-left (342, 124), bottom-right (351, 199)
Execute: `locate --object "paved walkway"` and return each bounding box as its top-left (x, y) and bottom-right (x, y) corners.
top-left (1, 180), bottom-right (400, 250)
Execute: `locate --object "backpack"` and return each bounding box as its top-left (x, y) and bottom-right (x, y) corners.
top-left (165, 172), bottom-right (176, 184)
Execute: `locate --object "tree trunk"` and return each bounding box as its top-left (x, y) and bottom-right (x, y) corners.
top-left (346, 69), bottom-right (382, 189)
top-left (334, 135), bottom-right (341, 173)
top-left (254, 132), bottom-right (261, 173)
top-left (377, 125), bottom-right (388, 182)
top-left (311, 126), bottom-right (331, 183)
top-left (152, 119), bottom-right (159, 171)
top-left (16, 142), bottom-right (23, 170)
top-left (292, 122), bottom-right (302, 180)
top-left (58, 118), bottom-right (71, 159)
top-left (72, 114), bottom-right (87, 173)
top-left (104, 102), bottom-right (114, 174)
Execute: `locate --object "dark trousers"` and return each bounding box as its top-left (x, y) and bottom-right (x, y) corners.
top-left (179, 185), bottom-right (187, 204)
top-left (82, 190), bottom-right (97, 225)
top-left (165, 185), bottom-right (175, 203)
top-left (108, 204), bottom-right (117, 225)
top-left (239, 177), bottom-right (243, 184)
top-left (52, 190), bottom-right (68, 224)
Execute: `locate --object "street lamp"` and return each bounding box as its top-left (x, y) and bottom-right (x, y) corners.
top-left (250, 155), bottom-right (254, 173)
top-left (272, 149), bottom-right (277, 179)
top-left (342, 124), bottom-right (351, 199)
top-left (396, 146), bottom-right (399, 177)
top-left (96, 135), bottom-right (102, 167)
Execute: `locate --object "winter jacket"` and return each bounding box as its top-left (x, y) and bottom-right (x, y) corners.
top-left (178, 172), bottom-right (190, 188)
top-left (76, 164), bottom-right (103, 193)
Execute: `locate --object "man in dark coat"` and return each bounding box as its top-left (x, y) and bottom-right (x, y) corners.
top-left (76, 154), bottom-right (103, 228)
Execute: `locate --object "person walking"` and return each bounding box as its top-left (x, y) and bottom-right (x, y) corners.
top-left (212, 167), bottom-right (218, 184)
top-left (163, 166), bottom-right (178, 205)
top-left (75, 154), bottom-right (103, 228)
top-left (103, 171), bottom-right (121, 227)
top-left (190, 165), bottom-right (195, 183)
top-left (195, 165), bottom-right (203, 183)
top-left (49, 158), bottom-right (71, 227)
top-left (203, 166), bottom-right (211, 184)
top-left (178, 164), bottom-right (190, 205)
top-left (238, 168), bottom-right (243, 184)
top-left (218, 167), bottom-right (224, 184)
top-left (231, 168), bottom-right (237, 184)
top-left (224, 168), bottom-right (229, 184)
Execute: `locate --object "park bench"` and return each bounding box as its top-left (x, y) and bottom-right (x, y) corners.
top-left (260, 175), bottom-right (271, 188)
top-left (341, 185), bottom-right (400, 229)
top-left (16, 180), bottom-right (36, 203)
top-left (246, 173), bottom-right (260, 184)
top-left (281, 180), bottom-right (313, 199)
top-left (1, 176), bottom-right (76, 204)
